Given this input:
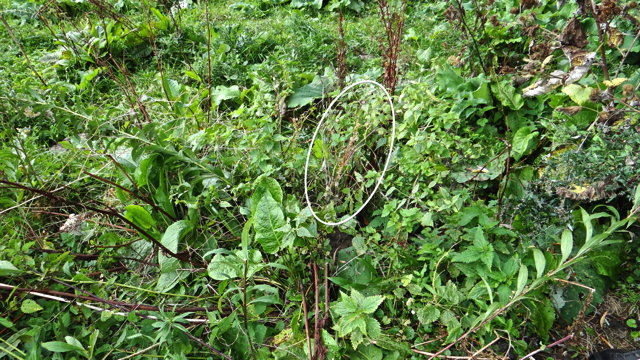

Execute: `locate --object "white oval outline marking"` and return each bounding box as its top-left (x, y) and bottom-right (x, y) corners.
top-left (304, 80), bottom-right (396, 226)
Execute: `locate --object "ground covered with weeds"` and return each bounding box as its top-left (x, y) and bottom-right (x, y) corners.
top-left (1, 0), bottom-right (640, 359)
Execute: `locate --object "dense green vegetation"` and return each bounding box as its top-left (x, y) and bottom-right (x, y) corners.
top-left (1, 0), bottom-right (640, 358)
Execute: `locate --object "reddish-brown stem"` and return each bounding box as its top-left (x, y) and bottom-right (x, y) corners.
top-left (299, 280), bottom-right (313, 360)
top-left (589, 1), bottom-right (610, 81)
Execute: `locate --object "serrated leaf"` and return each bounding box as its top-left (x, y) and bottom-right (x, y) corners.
top-left (561, 229), bottom-right (573, 264)
top-left (532, 299), bottom-right (556, 341)
top-left (451, 249), bottom-right (482, 263)
top-left (416, 305), bottom-right (440, 324)
top-left (532, 248), bottom-right (546, 278)
top-left (360, 295), bottom-right (384, 314)
top-left (254, 192), bottom-right (286, 254)
top-left (0, 261), bottom-right (21, 277)
top-left (349, 327), bottom-right (364, 350)
top-left (124, 205), bottom-right (155, 229)
top-left (21, 299), bottom-right (43, 314)
top-left (365, 317), bottom-right (381, 339)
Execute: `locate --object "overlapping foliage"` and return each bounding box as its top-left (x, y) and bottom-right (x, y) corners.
top-left (1, 0), bottom-right (640, 359)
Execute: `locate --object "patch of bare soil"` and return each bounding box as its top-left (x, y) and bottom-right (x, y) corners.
top-left (540, 292), bottom-right (638, 360)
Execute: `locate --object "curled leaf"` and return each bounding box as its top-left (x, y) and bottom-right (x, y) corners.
top-left (555, 106), bottom-right (583, 116)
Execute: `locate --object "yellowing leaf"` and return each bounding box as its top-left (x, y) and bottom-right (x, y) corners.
top-left (561, 84), bottom-right (592, 106)
top-left (603, 78), bottom-right (628, 88)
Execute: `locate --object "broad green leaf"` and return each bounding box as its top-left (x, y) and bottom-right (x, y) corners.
top-left (208, 254), bottom-right (241, 280)
top-left (100, 310), bottom-right (113, 322)
top-left (217, 43), bottom-right (230, 55)
top-left (124, 205), bottom-right (155, 229)
top-left (21, 299), bottom-right (42, 314)
top-left (491, 81), bottom-right (524, 110)
top-left (254, 192), bottom-right (286, 254)
top-left (364, 317), bottom-right (381, 339)
top-left (156, 271), bottom-right (180, 292)
top-left (436, 64), bottom-right (464, 93)
top-left (0, 317), bottom-right (14, 328)
top-left (184, 70), bottom-right (202, 82)
top-left (515, 264), bottom-right (528, 297)
top-left (160, 220), bottom-right (190, 253)
top-left (561, 229), bottom-right (573, 264)
top-left (0, 261), bottom-right (21, 276)
top-left (163, 77), bottom-right (181, 100)
top-left (210, 85), bottom-right (240, 106)
top-left (249, 294), bottom-right (283, 305)
top-left (65, 336), bottom-right (84, 349)
top-left (562, 84), bottom-right (592, 106)
top-left (286, 83), bottom-right (324, 108)
top-left (251, 177), bottom-right (283, 215)
top-left (512, 126), bottom-right (539, 161)
top-left (352, 344), bottom-right (383, 360)
top-left (42, 341), bottom-right (86, 353)
top-left (532, 248), bottom-right (546, 278)
top-left (159, 220), bottom-right (191, 274)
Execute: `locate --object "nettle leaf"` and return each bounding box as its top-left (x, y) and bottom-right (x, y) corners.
top-left (417, 305), bottom-right (440, 324)
top-left (365, 317), bottom-right (381, 339)
top-left (342, 314), bottom-right (367, 336)
top-left (349, 327), bottom-right (364, 350)
top-left (124, 205), bottom-right (156, 229)
top-left (360, 295), bottom-right (384, 314)
top-left (21, 299), bottom-right (43, 314)
top-left (451, 249), bottom-right (482, 263)
top-left (532, 298), bottom-right (556, 341)
top-left (254, 192), bottom-right (286, 254)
